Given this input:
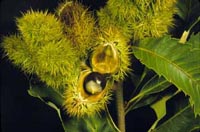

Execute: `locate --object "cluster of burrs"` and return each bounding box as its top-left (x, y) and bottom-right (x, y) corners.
top-left (2, 0), bottom-right (177, 117)
top-left (58, 1), bottom-right (131, 117)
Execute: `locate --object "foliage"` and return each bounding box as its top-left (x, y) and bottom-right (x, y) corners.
top-left (1, 0), bottom-right (200, 132)
top-left (151, 95), bottom-right (200, 132)
top-left (132, 34), bottom-right (200, 116)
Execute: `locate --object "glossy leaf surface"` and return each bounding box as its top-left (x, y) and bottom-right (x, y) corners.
top-left (132, 34), bottom-right (200, 116)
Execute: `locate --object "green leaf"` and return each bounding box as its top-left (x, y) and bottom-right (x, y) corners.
top-left (149, 95), bottom-right (174, 131)
top-left (151, 104), bottom-right (200, 132)
top-left (139, 75), bottom-right (171, 95)
top-left (28, 84), bottom-right (64, 107)
top-left (45, 101), bottom-right (68, 132)
top-left (189, 33), bottom-right (200, 49)
top-left (63, 112), bottom-right (118, 132)
top-left (127, 95), bottom-right (159, 114)
top-left (27, 84), bottom-right (117, 132)
top-left (132, 34), bottom-right (200, 116)
top-left (176, 0), bottom-right (200, 23)
top-left (27, 84), bottom-right (68, 131)
top-left (150, 93), bottom-right (199, 132)
top-left (125, 74), bottom-right (171, 113)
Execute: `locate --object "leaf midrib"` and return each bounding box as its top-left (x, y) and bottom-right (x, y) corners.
top-left (133, 46), bottom-right (198, 86)
top-left (155, 105), bottom-right (191, 130)
top-left (140, 75), bottom-right (170, 95)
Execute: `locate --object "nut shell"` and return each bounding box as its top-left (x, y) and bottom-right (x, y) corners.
top-left (64, 69), bottom-right (113, 117)
top-left (91, 44), bottom-right (120, 74)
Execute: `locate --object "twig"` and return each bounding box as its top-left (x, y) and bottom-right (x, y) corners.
top-left (115, 81), bottom-right (126, 132)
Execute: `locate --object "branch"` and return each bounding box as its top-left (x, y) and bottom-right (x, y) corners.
top-left (115, 81), bottom-right (126, 132)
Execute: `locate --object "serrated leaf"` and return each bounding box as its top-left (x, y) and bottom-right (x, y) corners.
top-left (189, 33), bottom-right (200, 49)
top-left (132, 34), bottom-right (200, 116)
top-left (126, 95), bottom-right (159, 114)
top-left (151, 105), bottom-right (200, 132)
top-left (125, 74), bottom-right (171, 113)
top-left (149, 95), bottom-right (172, 131)
top-left (139, 75), bottom-right (171, 95)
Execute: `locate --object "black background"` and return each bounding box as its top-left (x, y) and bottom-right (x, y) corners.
top-left (0, 0), bottom-right (156, 132)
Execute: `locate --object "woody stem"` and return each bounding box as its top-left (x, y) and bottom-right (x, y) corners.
top-left (115, 81), bottom-right (126, 132)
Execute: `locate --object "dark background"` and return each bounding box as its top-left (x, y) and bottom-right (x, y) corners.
top-left (0, 0), bottom-right (156, 132)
